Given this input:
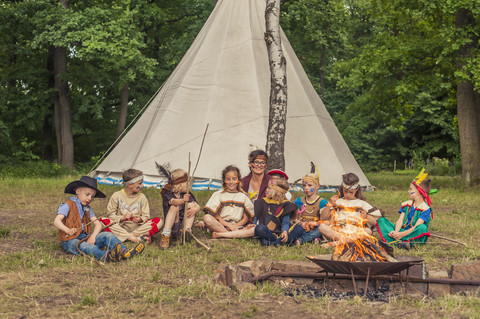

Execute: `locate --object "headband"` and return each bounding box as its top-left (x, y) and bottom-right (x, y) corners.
top-left (250, 155), bottom-right (268, 163)
top-left (412, 181), bottom-right (432, 206)
top-left (303, 176), bottom-right (319, 186)
top-left (124, 175), bottom-right (143, 185)
top-left (172, 174), bottom-right (188, 185)
top-left (342, 182), bottom-right (359, 189)
top-left (271, 184), bottom-right (288, 195)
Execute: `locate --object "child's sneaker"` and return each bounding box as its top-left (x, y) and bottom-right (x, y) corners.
top-left (295, 239), bottom-right (301, 246)
top-left (106, 243), bottom-right (122, 262)
top-left (121, 242), bottom-right (145, 260)
top-left (159, 235), bottom-right (171, 249)
top-left (313, 237), bottom-right (322, 245)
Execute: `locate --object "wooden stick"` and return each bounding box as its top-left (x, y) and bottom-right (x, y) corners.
top-left (191, 123), bottom-right (209, 178)
top-left (186, 229), bottom-right (212, 252)
top-left (182, 153), bottom-right (191, 245)
top-left (429, 233), bottom-right (468, 247)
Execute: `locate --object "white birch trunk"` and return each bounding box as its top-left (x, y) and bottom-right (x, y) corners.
top-left (264, 0), bottom-right (287, 171)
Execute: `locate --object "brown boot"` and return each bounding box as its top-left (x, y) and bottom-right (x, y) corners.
top-left (159, 235), bottom-right (171, 249)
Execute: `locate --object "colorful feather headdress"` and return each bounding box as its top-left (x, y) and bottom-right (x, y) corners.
top-left (303, 162), bottom-right (320, 186)
top-left (412, 168), bottom-right (435, 206)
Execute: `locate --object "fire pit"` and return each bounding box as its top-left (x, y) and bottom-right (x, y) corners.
top-left (307, 254), bottom-right (424, 296)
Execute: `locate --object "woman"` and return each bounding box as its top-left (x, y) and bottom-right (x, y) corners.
top-left (241, 150), bottom-right (271, 202)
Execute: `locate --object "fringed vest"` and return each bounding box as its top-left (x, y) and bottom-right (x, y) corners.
top-left (57, 200), bottom-right (92, 241)
top-left (298, 197), bottom-right (322, 222)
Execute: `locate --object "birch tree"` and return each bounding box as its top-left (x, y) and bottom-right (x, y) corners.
top-left (264, 0), bottom-right (287, 171)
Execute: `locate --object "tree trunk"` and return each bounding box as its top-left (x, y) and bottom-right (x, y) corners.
top-left (455, 9), bottom-right (480, 187)
top-left (264, 0), bottom-right (287, 171)
top-left (116, 83), bottom-right (129, 138)
top-left (53, 0), bottom-right (74, 168)
top-left (44, 46), bottom-right (55, 161)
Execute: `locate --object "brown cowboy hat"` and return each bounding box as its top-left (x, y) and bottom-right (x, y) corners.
top-left (64, 176), bottom-right (106, 198)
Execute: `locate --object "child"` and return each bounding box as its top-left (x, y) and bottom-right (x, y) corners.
top-left (293, 169), bottom-right (329, 245)
top-left (159, 168), bottom-right (200, 249)
top-left (318, 173), bottom-right (382, 248)
top-left (213, 179), bottom-right (303, 246)
top-left (203, 165), bottom-right (254, 232)
top-left (376, 169), bottom-right (434, 249)
top-left (54, 176), bottom-right (144, 262)
top-left (100, 169), bottom-right (163, 244)
top-left (267, 169), bottom-right (292, 200)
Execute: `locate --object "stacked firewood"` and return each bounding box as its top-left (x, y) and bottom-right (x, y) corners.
top-left (332, 237), bottom-right (397, 262)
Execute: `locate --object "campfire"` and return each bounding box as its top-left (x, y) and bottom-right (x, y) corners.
top-left (329, 207), bottom-right (396, 262)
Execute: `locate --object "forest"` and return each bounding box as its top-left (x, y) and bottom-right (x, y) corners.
top-left (1, 0), bottom-right (480, 185)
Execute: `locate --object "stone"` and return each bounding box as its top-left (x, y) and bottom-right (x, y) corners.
top-left (428, 270), bottom-right (449, 279)
top-left (450, 261), bottom-right (480, 295)
top-left (238, 259), bottom-right (273, 278)
top-left (429, 283), bottom-right (450, 297)
top-left (271, 260), bottom-right (320, 273)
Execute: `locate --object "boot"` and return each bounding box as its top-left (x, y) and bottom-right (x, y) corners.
top-left (159, 235), bottom-right (171, 249)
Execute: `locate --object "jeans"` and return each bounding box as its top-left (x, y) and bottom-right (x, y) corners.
top-left (61, 232), bottom-right (126, 261)
top-left (298, 227), bottom-right (323, 244)
top-left (254, 224), bottom-right (304, 246)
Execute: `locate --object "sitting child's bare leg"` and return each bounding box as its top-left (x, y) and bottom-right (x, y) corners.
top-left (203, 214), bottom-right (228, 232)
top-left (214, 227), bottom-right (256, 239)
top-left (184, 202), bottom-right (199, 231)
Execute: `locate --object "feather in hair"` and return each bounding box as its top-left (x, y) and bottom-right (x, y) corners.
top-left (155, 162), bottom-right (172, 182)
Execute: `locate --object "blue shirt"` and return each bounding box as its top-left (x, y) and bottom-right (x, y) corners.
top-left (57, 196), bottom-right (95, 227)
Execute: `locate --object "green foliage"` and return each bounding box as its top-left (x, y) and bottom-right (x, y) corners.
top-left (0, 160), bottom-right (87, 178)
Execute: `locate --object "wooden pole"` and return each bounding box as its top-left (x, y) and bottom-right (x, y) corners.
top-left (429, 233), bottom-right (468, 246)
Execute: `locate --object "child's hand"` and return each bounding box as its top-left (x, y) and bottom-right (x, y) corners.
top-left (246, 224), bottom-right (256, 229)
top-left (280, 231), bottom-right (288, 243)
top-left (329, 195), bottom-right (338, 206)
top-left (123, 212), bottom-right (132, 220)
top-left (183, 194), bottom-right (191, 203)
top-left (132, 216), bottom-right (142, 223)
top-left (389, 231), bottom-right (402, 239)
top-left (66, 227), bottom-right (77, 236)
top-left (229, 225), bottom-right (239, 231)
top-left (87, 235), bottom-right (96, 245)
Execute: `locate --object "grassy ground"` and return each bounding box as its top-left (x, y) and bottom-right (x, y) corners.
top-left (0, 172), bottom-right (479, 318)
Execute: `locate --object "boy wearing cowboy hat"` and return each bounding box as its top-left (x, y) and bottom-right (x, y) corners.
top-left (54, 176), bottom-right (144, 262)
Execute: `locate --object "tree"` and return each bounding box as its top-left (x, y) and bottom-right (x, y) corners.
top-left (455, 8), bottom-right (480, 187)
top-left (265, 0), bottom-right (287, 171)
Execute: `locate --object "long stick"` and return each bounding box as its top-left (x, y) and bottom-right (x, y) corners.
top-left (182, 153), bottom-right (191, 245)
top-left (186, 230), bottom-right (211, 252)
top-left (191, 123), bottom-right (209, 178)
top-left (429, 233), bottom-right (468, 247)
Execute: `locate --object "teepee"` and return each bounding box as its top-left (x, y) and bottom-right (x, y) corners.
top-left (92, 0), bottom-right (371, 190)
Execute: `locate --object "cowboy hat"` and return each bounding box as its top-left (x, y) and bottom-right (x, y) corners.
top-left (64, 176), bottom-right (106, 198)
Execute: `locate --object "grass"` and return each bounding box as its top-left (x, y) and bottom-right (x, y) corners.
top-left (0, 172), bottom-right (479, 317)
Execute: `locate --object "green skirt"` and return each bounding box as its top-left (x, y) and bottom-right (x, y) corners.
top-left (376, 217), bottom-right (430, 246)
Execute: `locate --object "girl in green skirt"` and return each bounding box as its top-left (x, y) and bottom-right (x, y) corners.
top-left (376, 169), bottom-right (434, 249)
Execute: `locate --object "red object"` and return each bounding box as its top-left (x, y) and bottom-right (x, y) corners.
top-left (267, 169), bottom-right (289, 180)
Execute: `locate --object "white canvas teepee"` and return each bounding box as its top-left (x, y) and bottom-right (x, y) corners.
top-left (92, 0), bottom-right (370, 190)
